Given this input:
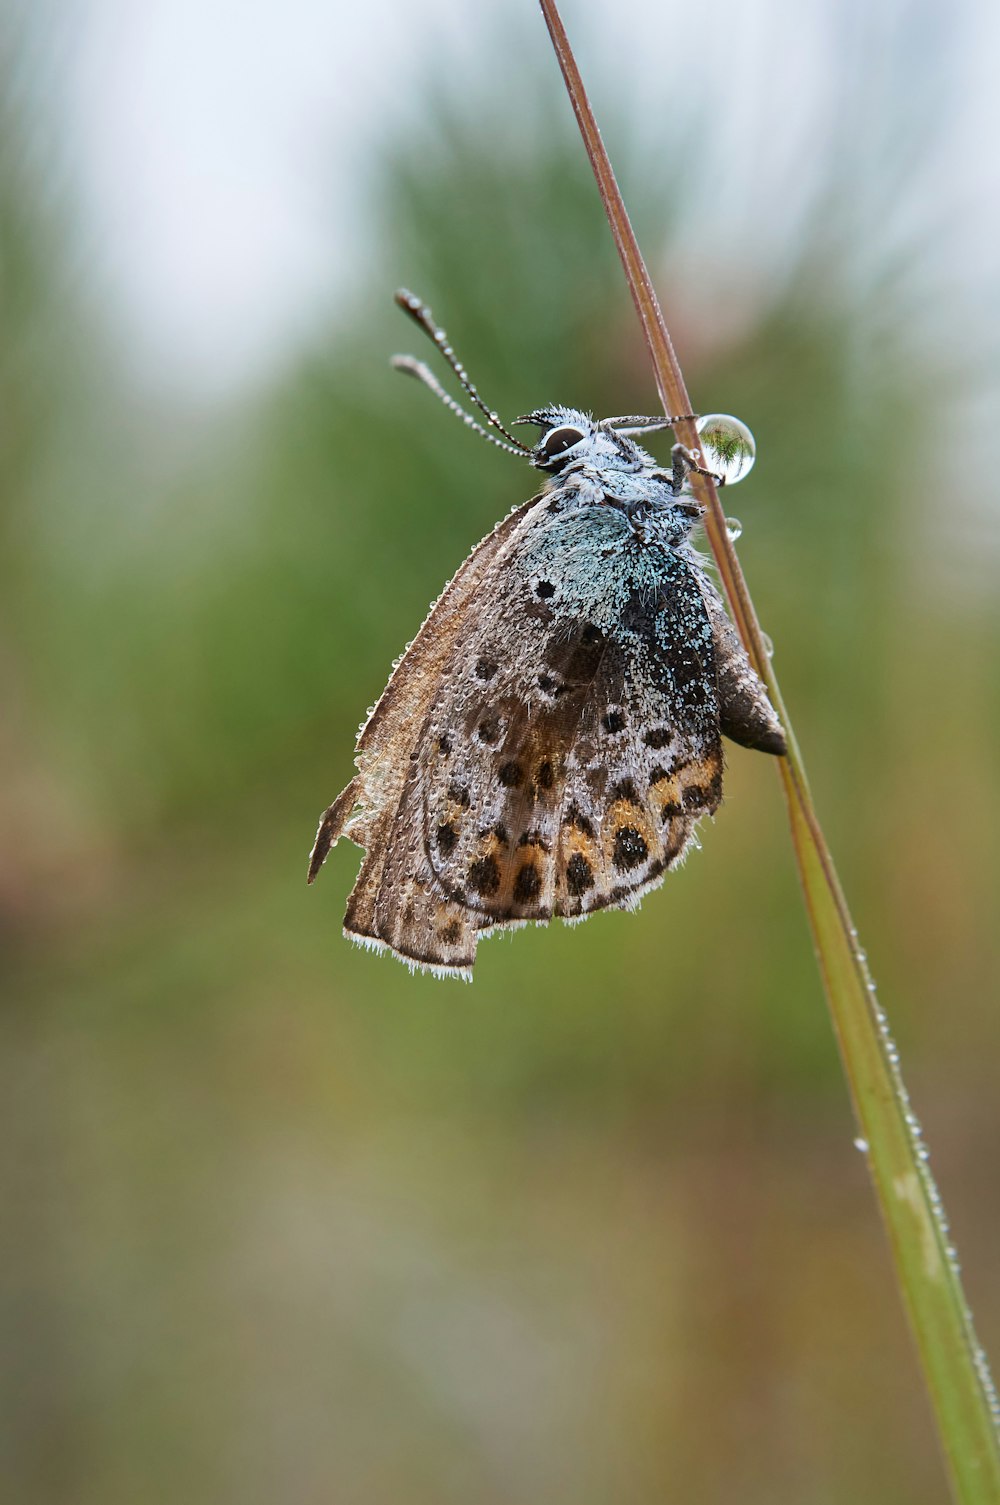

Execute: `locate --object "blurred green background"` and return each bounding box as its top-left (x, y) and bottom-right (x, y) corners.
top-left (3, 1), bottom-right (999, 1501)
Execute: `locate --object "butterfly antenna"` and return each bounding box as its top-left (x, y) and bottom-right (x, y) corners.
top-left (392, 356), bottom-right (529, 457)
top-left (394, 289), bottom-right (530, 453)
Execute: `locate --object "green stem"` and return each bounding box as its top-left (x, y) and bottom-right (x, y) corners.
top-left (538, 1), bottom-right (1000, 1498)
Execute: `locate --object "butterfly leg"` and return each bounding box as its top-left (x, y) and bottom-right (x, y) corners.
top-left (670, 441), bottom-right (725, 494)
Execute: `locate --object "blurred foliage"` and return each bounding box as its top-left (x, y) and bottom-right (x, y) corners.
top-left (2, 8), bottom-right (999, 1505)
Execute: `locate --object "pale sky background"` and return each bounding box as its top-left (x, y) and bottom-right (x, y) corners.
top-left (41, 0), bottom-right (1000, 400)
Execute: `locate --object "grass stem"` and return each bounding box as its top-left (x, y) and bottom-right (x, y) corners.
top-left (538, 2), bottom-right (1000, 1497)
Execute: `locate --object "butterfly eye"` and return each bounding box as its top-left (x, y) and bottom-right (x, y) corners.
top-left (537, 425), bottom-right (585, 464)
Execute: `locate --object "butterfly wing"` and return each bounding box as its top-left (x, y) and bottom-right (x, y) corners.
top-left (311, 494), bottom-right (781, 978)
top-left (308, 497), bottom-right (542, 977)
top-left (697, 576), bottom-right (787, 755)
top-left (420, 503), bottom-right (724, 933)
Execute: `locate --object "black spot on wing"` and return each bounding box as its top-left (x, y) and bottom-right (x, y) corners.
top-left (436, 822), bottom-right (458, 855)
top-left (613, 826), bottom-right (649, 871)
top-left (564, 804), bottom-right (595, 838)
top-left (610, 778), bottom-right (641, 805)
top-left (467, 856), bottom-right (501, 896)
top-left (565, 853), bottom-right (594, 896)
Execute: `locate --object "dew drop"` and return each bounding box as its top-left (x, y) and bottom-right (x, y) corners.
top-left (725, 516), bottom-right (743, 542)
top-left (854, 1137), bottom-right (870, 1153)
top-left (696, 413), bottom-right (756, 486)
top-left (761, 631), bottom-right (775, 659)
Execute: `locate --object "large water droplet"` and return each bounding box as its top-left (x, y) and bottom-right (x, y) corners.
top-left (696, 413), bottom-right (756, 486)
top-left (725, 517), bottom-right (743, 542)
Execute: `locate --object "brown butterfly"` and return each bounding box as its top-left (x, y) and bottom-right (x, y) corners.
top-left (308, 292), bottom-right (785, 978)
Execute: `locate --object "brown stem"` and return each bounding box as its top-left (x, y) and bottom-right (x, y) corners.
top-left (537, 2), bottom-right (1000, 1498)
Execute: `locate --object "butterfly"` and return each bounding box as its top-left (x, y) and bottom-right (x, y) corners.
top-left (308, 291), bottom-right (786, 979)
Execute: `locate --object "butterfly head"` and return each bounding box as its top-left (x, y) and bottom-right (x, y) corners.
top-left (515, 407), bottom-right (652, 475)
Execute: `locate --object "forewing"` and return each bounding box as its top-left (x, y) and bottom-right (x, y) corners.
top-left (421, 503), bottom-right (724, 925)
